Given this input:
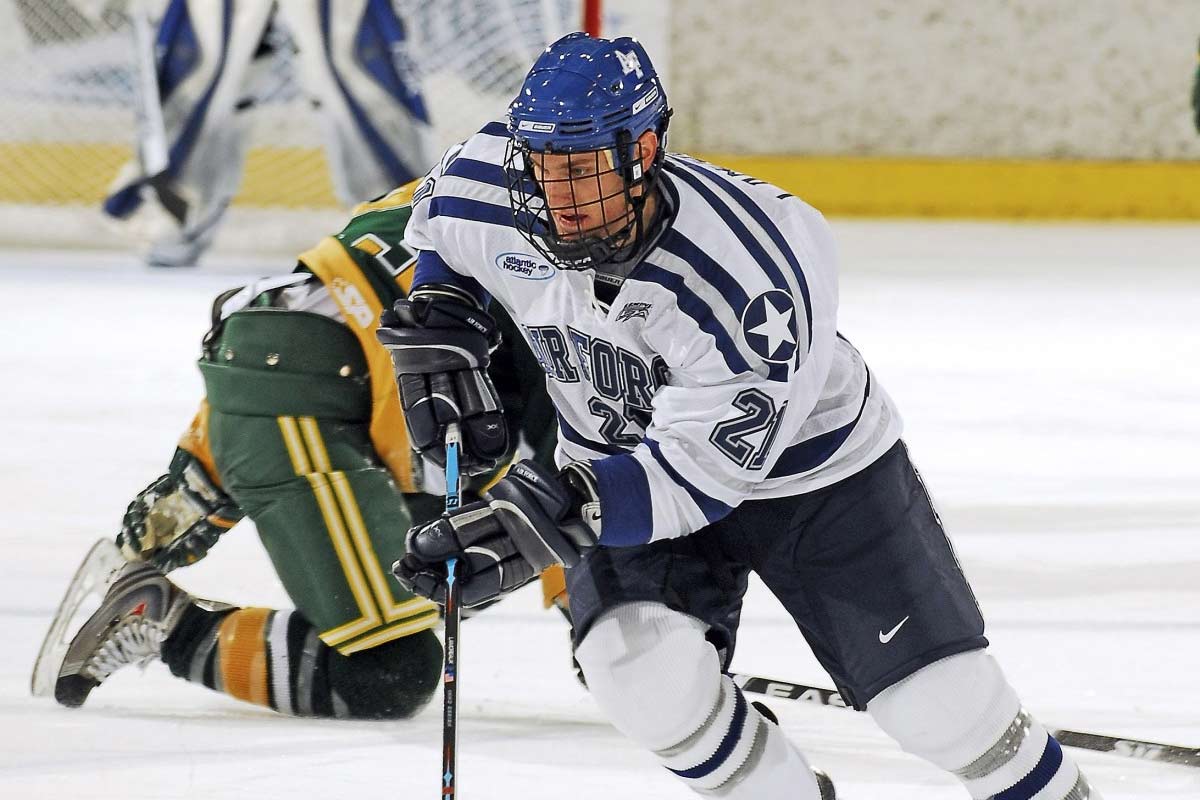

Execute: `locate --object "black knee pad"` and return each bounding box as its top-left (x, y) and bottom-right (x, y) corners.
top-left (328, 629), bottom-right (442, 719)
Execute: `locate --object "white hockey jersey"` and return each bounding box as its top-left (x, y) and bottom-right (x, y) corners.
top-left (405, 122), bottom-right (902, 546)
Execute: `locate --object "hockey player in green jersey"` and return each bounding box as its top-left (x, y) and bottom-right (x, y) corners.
top-left (34, 180), bottom-right (558, 719)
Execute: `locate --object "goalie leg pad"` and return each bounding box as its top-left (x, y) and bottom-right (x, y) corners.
top-left (104, 0), bottom-right (277, 264)
top-left (868, 649), bottom-right (1098, 799)
top-left (283, 0), bottom-right (434, 204)
top-left (575, 602), bottom-right (822, 798)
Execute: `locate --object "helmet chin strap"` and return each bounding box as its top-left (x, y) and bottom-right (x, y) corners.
top-left (547, 143), bottom-right (655, 270)
top-left (544, 198), bottom-right (640, 270)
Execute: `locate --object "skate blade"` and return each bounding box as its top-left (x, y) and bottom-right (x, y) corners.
top-left (30, 539), bottom-right (125, 697)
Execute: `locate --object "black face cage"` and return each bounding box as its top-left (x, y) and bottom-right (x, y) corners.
top-left (504, 131), bottom-right (665, 271)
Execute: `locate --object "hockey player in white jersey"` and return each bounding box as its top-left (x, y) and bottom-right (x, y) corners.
top-left (378, 33), bottom-right (1103, 799)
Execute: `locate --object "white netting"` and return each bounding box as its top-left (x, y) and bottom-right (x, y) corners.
top-left (0, 0), bottom-right (581, 252)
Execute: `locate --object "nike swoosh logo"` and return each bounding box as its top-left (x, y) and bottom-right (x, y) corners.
top-left (878, 615), bottom-right (910, 644)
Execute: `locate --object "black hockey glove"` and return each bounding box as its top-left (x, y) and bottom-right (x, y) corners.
top-left (376, 286), bottom-right (511, 476)
top-left (116, 448), bottom-right (243, 572)
top-left (393, 461), bottom-right (601, 607)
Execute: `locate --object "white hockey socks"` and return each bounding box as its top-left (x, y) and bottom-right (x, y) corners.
top-left (575, 602), bottom-right (823, 798)
top-left (868, 650), bottom-right (1100, 799)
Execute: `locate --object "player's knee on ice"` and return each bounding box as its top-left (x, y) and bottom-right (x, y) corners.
top-left (327, 629), bottom-right (442, 719)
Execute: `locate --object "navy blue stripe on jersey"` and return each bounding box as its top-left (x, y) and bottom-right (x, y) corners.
top-left (994, 736), bottom-right (1063, 800)
top-left (444, 157), bottom-right (508, 188)
top-left (645, 439), bottom-right (733, 525)
top-left (655, 228), bottom-right (752, 317)
top-left (412, 250), bottom-right (490, 306)
top-left (767, 366), bottom-right (870, 478)
top-left (428, 195), bottom-right (517, 230)
top-left (442, 156), bottom-right (534, 195)
top-left (655, 181), bottom-right (784, 381)
top-left (590, 453), bottom-right (654, 546)
top-left (319, 0), bottom-right (417, 185)
top-left (479, 120), bottom-right (510, 139)
top-left (632, 263), bottom-right (753, 376)
top-left (557, 413), bottom-right (627, 457)
top-left (674, 157), bottom-right (814, 346)
top-left (664, 160), bottom-right (796, 301)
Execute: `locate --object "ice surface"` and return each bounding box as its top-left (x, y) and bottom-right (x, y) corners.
top-left (1, 221), bottom-right (1198, 798)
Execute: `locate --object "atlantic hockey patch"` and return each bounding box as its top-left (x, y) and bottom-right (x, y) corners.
top-left (741, 290), bottom-right (799, 364)
top-left (494, 252), bottom-right (555, 280)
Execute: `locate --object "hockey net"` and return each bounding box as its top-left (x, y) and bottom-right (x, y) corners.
top-left (0, 0), bottom-right (590, 256)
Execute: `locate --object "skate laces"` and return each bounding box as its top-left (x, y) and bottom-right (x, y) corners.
top-left (83, 616), bottom-right (166, 681)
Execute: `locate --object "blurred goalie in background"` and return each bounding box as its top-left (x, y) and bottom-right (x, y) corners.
top-left (34, 179), bottom-right (562, 718)
top-left (1193, 36), bottom-right (1199, 133)
top-left (103, 0), bottom-right (435, 267)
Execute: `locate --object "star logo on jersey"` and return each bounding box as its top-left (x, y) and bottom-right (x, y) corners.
top-left (741, 290), bottom-right (799, 363)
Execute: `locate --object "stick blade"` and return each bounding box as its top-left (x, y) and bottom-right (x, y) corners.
top-left (1050, 728), bottom-right (1200, 768)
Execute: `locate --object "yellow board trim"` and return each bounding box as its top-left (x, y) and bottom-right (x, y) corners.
top-left (0, 144), bottom-right (337, 207)
top-left (693, 154), bottom-right (1200, 220)
top-left (3, 143), bottom-right (1199, 218)
top-left (298, 236), bottom-right (418, 492)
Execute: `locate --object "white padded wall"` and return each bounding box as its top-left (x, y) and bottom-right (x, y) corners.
top-left (669, 0), bottom-right (1200, 159)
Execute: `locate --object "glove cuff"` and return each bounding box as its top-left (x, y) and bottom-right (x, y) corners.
top-left (560, 462), bottom-right (602, 538)
top-left (409, 284), bottom-right (483, 310)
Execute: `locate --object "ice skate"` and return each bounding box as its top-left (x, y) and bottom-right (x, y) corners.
top-left (42, 551), bottom-right (193, 708)
top-left (31, 539), bottom-right (125, 698)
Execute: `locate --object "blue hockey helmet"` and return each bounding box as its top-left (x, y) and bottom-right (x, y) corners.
top-left (505, 32), bottom-right (672, 269)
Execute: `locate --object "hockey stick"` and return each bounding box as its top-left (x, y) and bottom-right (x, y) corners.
top-left (730, 673), bottom-right (1200, 769)
top-left (441, 423), bottom-right (464, 798)
top-left (130, 0), bottom-right (190, 222)
top-left (130, 1), bottom-right (168, 179)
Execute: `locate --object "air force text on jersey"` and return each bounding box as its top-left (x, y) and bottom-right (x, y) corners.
top-left (405, 122), bottom-right (902, 546)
